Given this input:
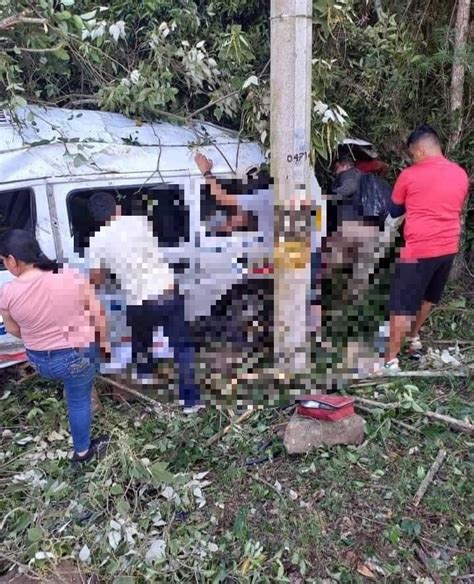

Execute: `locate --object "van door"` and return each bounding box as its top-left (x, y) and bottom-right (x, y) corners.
top-left (0, 182), bottom-right (55, 367)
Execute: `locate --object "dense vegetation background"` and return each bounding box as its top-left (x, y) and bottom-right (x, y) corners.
top-left (1, 0), bottom-right (472, 268)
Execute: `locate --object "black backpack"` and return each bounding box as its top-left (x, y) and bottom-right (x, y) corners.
top-left (356, 173), bottom-right (392, 220)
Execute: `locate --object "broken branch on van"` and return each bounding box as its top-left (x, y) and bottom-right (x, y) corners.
top-left (6, 42), bottom-right (65, 53)
top-left (0, 14), bottom-right (47, 31)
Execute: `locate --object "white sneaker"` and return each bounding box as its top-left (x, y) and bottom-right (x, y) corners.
top-left (371, 358), bottom-right (400, 377)
top-left (182, 404), bottom-right (205, 415)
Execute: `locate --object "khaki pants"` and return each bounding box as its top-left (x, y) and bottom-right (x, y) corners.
top-left (325, 220), bottom-right (391, 298)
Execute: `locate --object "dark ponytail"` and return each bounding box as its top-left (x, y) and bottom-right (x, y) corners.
top-left (0, 229), bottom-right (59, 272)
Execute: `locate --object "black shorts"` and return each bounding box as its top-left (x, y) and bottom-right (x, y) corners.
top-left (389, 254), bottom-right (455, 316)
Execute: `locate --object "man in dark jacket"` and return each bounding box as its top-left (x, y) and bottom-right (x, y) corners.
top-left (325, 155), bottom-right (390, 300)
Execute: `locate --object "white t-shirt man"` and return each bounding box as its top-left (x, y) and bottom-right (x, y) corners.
top-left (86, 215), bottom-right (175, 306)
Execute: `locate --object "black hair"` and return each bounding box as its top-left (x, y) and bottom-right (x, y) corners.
top-left (0, 229), bottom-right (58, 271)
top-left (406, 125), bottom-right (440, 148)
top-left (336, 153), bottom-right (355, 166)
top-left (89, 191), bottom-right (117, 224)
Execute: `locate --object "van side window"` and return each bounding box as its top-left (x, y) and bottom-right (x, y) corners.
top-left (200, 183), bottom-right (258, 236)
top-left (67, 184), bottom-right (190, 255)
top-left (0, 189), bottom-right (35, 270)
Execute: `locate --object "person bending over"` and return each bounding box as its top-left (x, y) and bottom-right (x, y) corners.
top-left (85, 192), bottom-right (201, 414)
top-left (0, 230), bottom-right (109, 464)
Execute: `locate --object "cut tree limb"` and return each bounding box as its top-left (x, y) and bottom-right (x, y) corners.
top-left (413, 449), bottom-right (447, 507)
top-left (423, 410), bottom-right (473, 434)
top-left (98, 375), bottom-right (163, 410)
top-left (375, 370), bottom-right (469, 378)
top-left (0, 14), bottom-right (47, 31)
top-left (206, 409), bottom-right (254, 446)
top-left (353, 396), bottom-right (474, 435)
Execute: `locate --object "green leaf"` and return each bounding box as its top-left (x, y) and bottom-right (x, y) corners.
top-left (400, 517), bottom-right (422, 536)
top-left (54, 48), bottom-right (70, 61)
top-left (72, 15), bottom-right (84, 30)
top-left (55, 11), bottom-right (72, 21)
top-left (111, 484), bottom-right (124, 495)
top-left (346, 451), bottom-right (358, 463)
top-left (116, 499), bottom-right (130, 515)
top-left (388, 525), bottom-right (400, 545)
top-left (27, 527), bottom-right (43, 543)
top-left (448, 297), bottom-right (466, 309)
top-left (12, 511), bottom-right (32, 533)
top-left (149, 462), bottom-right (174, 485)
top-left (411, 402), bottom-right (425, 413)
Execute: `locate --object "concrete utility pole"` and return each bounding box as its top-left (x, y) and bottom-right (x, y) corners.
top-left (270, 0), bottom-right (315, 378)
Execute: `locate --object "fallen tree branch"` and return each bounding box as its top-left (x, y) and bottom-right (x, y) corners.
top-left (206, 409), bottom-right (254, 446)
top-left (413, 449), bottom-right (447, 507)
top-left (98, 375), bottom-right (163, 410)
top-left (423, 411), bottom-right (473, 434)
top-left (248, 472), bottom-right (284, 498)
top-left (0, 14), bottom-right (47, 31)
top-left (353, 397), bottom-right (474, 435)
top-left (186, 89), bottom-right (241, 121)
top-left (376, 370), bottom-right (469, 378)
top-left (16, 43), bottom-right (64, 53)
top-left (425, 340), bottom-right (474, 345)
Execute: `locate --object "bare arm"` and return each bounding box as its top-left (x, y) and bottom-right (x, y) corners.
top-left (1, 310), bottom-right (21, 338)
top-left (195, 153), bottom-right (240, 208)
top-left (89, 268), bottom-right (106, 288)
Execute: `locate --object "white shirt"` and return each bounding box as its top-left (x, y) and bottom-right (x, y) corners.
top-left (86, 215), bottom-right (175, 306)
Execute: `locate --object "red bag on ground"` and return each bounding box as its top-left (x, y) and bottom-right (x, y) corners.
top-left (297, 395), bottom-right (355, 422)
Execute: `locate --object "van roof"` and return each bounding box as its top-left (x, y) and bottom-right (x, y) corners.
top-left (0, 105), bottom-right (265, 184)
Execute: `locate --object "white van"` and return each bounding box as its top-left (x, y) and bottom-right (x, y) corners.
top-left (0, 105), bottom-right (294, 371)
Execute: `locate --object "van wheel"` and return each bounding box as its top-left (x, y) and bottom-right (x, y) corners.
top-left (213, 280), bottom-right (273, 353)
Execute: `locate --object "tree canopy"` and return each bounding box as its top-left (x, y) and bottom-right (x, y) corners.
top-left (1, 1), bottom-right (471, 162)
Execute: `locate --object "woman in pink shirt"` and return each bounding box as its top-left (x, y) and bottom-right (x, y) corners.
top-left (0, 230), bottom-right (109, 464)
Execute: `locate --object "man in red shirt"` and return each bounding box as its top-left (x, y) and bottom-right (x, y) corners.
top-left (375, 125), bottom-right (469, 375)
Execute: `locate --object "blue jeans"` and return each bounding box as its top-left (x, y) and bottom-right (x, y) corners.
top-left (26, 345), bottom-right (99, 453)
top-left (126, 291), bottom-right (200, 407)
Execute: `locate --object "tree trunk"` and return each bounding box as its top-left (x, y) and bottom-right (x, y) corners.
top-left (448, 0), bottom-right (471, 152)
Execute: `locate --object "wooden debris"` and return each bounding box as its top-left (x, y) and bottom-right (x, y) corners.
top-left (206, 409), bottom-right (254, 446)
top-left (375, 370), bottom-right (469, 378)
top-left (353, 396), bottom-right (474, 435)
top-left (424, 411), bottom-right (473, 434)
top-left (413, 449), bottom-right (447, 507)
top-left (98, 375), bottom-right (163, 410)
top-left (429, 339), bottom-right (474, 345)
